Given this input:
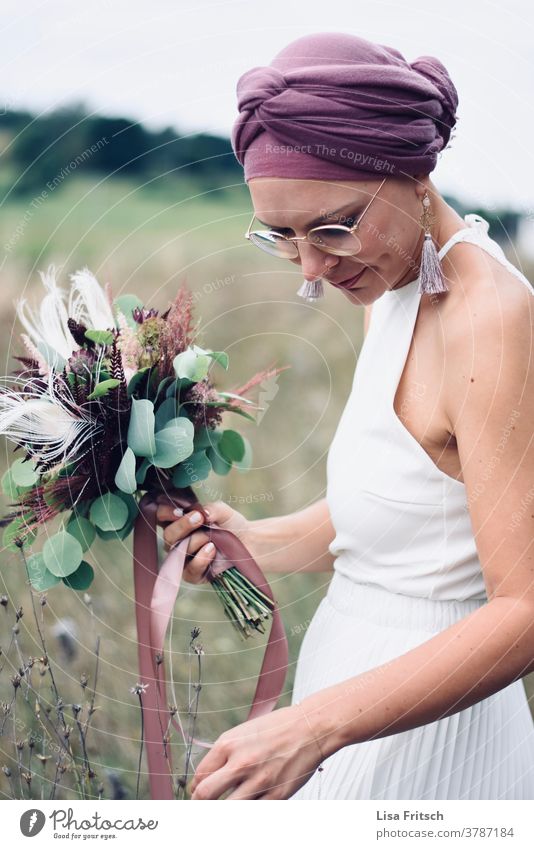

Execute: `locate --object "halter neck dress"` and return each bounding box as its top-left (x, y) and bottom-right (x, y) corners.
top-left (289, 214), bottom-right (534, 800)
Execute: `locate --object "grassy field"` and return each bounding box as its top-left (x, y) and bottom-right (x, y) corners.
top-left (0, 173), bottom-right (532, 800)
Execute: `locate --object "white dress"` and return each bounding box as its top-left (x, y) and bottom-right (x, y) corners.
top-left (290, 214), bottom-right (534, 800)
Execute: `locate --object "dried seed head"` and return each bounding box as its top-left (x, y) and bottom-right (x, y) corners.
top-left (190, 626), bottom-right (201, 641)
top-left (0, 595), bottom-right (8, 608)
top-left (155, 652), bottom-right (163, 666)
top-left (39, 595), bottom-right (47, 607)
top-left (11, 674), bottom-right (21, 690)
top-left (2, 766), bottom-right (12, 777)
top-left (80, 673), bottom-right (88, 689)
top-left (129, 682), bottom-right (149, 696)
top-left (72, 704), bottom-right (82, 717)
top-left (16, 739), bottom-right (25, 751)
top-left (22, 771), bottom-right (32, 785)
top-left (15, 606), bottom-right (23, 622)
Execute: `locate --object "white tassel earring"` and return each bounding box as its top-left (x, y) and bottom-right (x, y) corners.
top-left (296, 276), bottom-right (324, 301)
top-left (417, 193), bottom-right (449, 295)
top-left (296, 257), bottom-right (331, 302)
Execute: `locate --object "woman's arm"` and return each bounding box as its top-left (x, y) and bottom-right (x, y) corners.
top-left (302, 279), bottom-right (534, 756)
top-left (300, 596), bottom-right (534, 758)
top-left (247, 497), bottom-right (337, 573)
top-left (189, 282), bottom-right (534, 800)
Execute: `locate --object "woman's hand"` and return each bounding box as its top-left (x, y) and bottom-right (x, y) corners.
top-left (189, 704), bottom-right (325, 800)
top-left (155, 499), bottom-right (253, 584)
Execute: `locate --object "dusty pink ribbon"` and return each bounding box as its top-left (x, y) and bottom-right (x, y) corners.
top-left (132, 488), bottom-right (288, 800)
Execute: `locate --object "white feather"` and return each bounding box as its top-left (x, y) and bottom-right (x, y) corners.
top-left (16, 266), bottom-right (78, 360)
top-left (0, 375), bottom-right (102, 466)
top-left (68, 268), bottom-right (116, 331)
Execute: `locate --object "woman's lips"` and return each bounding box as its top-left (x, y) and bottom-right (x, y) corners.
top-left (330, 267), bottom-right (368, 289)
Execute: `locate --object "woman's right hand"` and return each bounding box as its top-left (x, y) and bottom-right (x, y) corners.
top-left (155, 500), bottom-right (253, 584)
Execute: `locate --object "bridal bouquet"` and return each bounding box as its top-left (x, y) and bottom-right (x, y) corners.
top-left (0, 267), bottom-right (286, 639)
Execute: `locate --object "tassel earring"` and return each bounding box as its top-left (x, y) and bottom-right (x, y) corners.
top-left (296, 257), bottom-right (331, 302)
top-left (296, 276), bottom-right (324, 301)
top-left (417, 193), bottom-right (449, 295)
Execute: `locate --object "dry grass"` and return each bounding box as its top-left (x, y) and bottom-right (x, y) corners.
top-left (0, 175), bottom-right (532, 799)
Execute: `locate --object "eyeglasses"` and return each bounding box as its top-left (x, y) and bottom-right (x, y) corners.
top-left (245, 177), bottom-right (387, 260)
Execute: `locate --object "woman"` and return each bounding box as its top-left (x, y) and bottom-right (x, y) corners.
top-left (157, 33), bottom-right (534, 800)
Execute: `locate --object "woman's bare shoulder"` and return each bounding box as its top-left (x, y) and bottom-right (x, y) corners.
top-left (441, 246), bottom-right (533, 339)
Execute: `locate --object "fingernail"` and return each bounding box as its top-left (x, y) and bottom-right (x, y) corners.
top-left (203, 508), bottom-right (211, 517)
top-left (204, 542), bottom-right (214, 552)
top-left (173, 507), bottom-right (184, 517)
top-left (189, 511), bottom-right (202, 524)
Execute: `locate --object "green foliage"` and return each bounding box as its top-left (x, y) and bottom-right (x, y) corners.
top-left (89, 493), bottom-right (129, 532)
top-left (42, 531), bottom-right (84, 578)
top-left (127, 398), bottom-right (156, 456)
top-left (173, 348), bottom-right (210, 381)
top-left (62, 560), bottom-right (95, 591)
top-left (10, 457), bottom-right (39, 487)
top-left (2, 517), bottom-right (37, 553)
top-left (84, 330), bottom-right (114, 346)
top-left (66, 515), bottom-right (96, 551)
top-left (217, 429), bottom-right (246, 463)
top-left (87, 378), bottom-right (120, 400)
top-left (114, 447), bottom-right (137, 494)
top-left (26, 553), bottom-right (61, 591)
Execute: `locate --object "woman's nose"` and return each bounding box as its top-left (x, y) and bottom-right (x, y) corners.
top-left (294, 242), bottom-right (338, 279)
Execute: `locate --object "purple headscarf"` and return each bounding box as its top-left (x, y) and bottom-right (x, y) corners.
top-left (231, 32), bottom-right (459, 182)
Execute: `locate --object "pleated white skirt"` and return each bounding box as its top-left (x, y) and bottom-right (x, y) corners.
top-left (289, 570), bottom-right (534, 800)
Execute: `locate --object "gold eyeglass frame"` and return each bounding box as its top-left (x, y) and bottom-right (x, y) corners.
top-left (244, 176), bottom-right (387, 258)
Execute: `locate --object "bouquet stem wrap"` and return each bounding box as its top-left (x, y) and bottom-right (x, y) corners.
top-left (133, 488), bottom-right (288, 800)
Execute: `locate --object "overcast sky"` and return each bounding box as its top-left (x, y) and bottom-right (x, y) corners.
top-left (2, 0), bottom-right (533, 210)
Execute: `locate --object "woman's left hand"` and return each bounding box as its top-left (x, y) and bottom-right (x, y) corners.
top-left (189, 704), bottom-right (325, 800)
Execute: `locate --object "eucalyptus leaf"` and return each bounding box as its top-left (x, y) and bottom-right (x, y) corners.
top-left (43, 531), bottom-right (83, 578)
top-left (66, 516), bottom-right (96, 552)
top-left (218, 429), bottom-right (246, 463)
top-left (94, 521), bottom-right (134, 541)
top-left (62, 560), bottom-right (95, 591)
top-left (115, 492), bottom-right (139, 524)
top-left (135, 457), bottom-right (151, 485)
top-left (206, 445), bottom-right (232, 476)
top-left (26, 553), bottom-right (61, 591)
top-left (172, 450), bottom-right (212, 487)
top-left (126, 367), bottom-right (151, 398)
top-left (127, 398), bottom-right (156, 456)
top-left (114, 446), bottom-right (137, 494)
top-left (234, 435), bottom-right (253, 473)
top-left (89, 492), bottom-right (129, 531)
top-left (1, 467), bottom-right (28, 499)
top-left (193, 426), bottom-right (222, 451)
top-left (154, 397), bottom-right (178, 431)
top-left (11, 457), bottom-right (39, 487)
top-left (165, 376), bottom-right (194, 399)
top-left (173, 348), bottom-right (210, 381)
top-left (192, 345), bottom-right (229, 371)
top-left (150, 423), bottom-right (194, 469)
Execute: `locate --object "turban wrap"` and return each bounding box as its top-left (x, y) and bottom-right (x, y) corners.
top-left (231, 32), bottom-right (459, 182)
